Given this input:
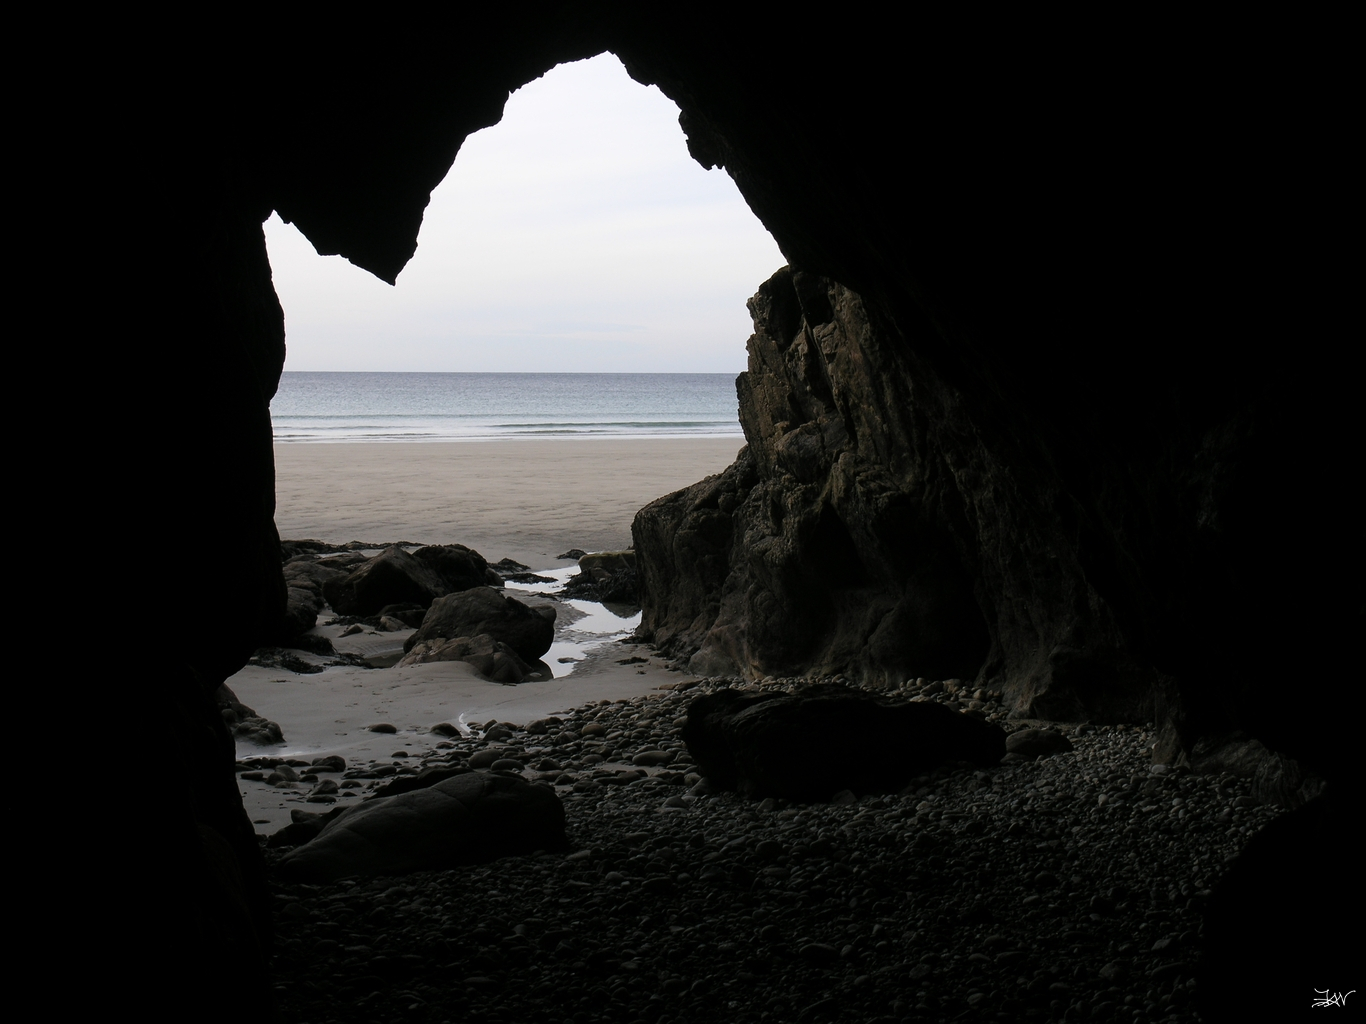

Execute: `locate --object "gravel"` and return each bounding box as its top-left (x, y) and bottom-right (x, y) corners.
top-left (260, 675), bottom-right (1283, 1024)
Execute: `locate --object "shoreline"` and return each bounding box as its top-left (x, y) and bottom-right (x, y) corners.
top-left (273, 436), bottom-right (742, 568)
top-left (243, 437), bottom-right (737, 831)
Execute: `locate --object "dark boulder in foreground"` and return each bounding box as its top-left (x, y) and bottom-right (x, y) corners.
top-left (277, 772), bottom-right (567, 882)
top-left (681, 684), bottom-right (1006, 801)
top-left (1197, 793), bottom-right (1356, 1023)
top-left (404, 587), bottom-right (555, 663)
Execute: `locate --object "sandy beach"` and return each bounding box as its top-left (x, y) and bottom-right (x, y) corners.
top-left (232, 437), bottom-right (739, 830)
top-left (273, 437), bottom-right (742, 568)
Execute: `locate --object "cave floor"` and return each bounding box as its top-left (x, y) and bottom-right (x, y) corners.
top-left (263, 680), bottom-right (1279, 1024)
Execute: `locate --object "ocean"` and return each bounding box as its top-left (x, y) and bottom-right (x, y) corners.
top-left (270, 372), bottom-right (744, 443)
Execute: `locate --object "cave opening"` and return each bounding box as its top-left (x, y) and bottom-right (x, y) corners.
top-left (263, 52), bottom-right (782, 377)
top-left (258, 51), bottom-right (785, 586)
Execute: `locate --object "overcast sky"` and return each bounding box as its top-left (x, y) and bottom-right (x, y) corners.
top-left (265, 54), bottom-right (786, 373)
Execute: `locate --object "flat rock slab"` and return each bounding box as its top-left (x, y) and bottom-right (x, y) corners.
top-left (277, 772), bottom-right (567, 882)
top-left (681, 684), bottom-right (1006, 801)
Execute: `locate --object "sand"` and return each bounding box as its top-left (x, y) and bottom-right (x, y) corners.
top-left (272, 437), bottom-right (743, 568)
top-left (232, 437), bottom-right (738, 830)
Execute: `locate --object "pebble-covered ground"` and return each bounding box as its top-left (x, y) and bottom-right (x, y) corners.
top-left (253, 676), bottom-right (1283, 1024)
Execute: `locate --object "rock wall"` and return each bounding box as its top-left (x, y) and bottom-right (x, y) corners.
top-left (636, 268), bottom-right (1156, 726)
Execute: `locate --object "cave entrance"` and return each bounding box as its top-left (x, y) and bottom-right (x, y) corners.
top-left (264, 52), bottom-right (782, 375)
top-left (263, 51), bottom-right (781, 558)
top-left (237, 53), bottom-right (784, 818)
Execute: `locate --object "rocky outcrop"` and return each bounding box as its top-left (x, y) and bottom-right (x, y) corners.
top-left (681, 684), bottom-right (1006, 801)
top-left (561, 550), bottom-right (640, 604)
top-left (637, 269), bottom-right (1151, 724)
top-left (404, 587), bottom-right (556, 664)
top-left (277, 772), bottom-right (568, 882)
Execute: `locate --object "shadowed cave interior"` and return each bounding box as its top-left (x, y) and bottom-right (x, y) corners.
top-left (134, 10), bottom-right (1354, 1023)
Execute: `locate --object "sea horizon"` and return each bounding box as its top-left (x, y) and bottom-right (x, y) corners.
top-left (271, 370), bottom-right (746, 443)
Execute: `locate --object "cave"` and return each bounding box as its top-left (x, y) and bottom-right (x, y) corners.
top-left (119, 10), bottom-right (1352, 1021)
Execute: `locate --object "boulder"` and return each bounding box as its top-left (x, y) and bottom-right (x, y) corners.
top-left (216, 683), bottom-right (284, 745)
top-left (266, 807), bottom-right (343, 849)
top-left (404, 587), bottom-right (555, 663)
top-left (268, 559), bottom-right (348, 640)
top-left (277, 772), bottom-right (567, 882)
top-left (377, 602), bottom-right (426, 628)
top-left (321, 545), bottom-right (449, 616)
top-left (578, 550), bottom-right (636, 579)
top-left (400, 632), bottom-right (545, 683)
top-left (412, 543), bottom-right (503, 591)
top-left (681, 684), bottom-right (1005, 801)
top-left (1004, 728), bottom-right (1074, 757)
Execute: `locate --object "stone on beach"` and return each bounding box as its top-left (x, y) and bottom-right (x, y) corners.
top-left (399, 631), bottom-right (544, 683)
top-left (1005, 727), bottom-right (1075, 758)
top-left (216, 683), bottom-right (284, 745)
top-left (681, 683), bottom-right (1006, 801)
top-left (404, 586), bottom-right (555, 663)
top-left (411, 543), bottom-right (503, 592)
top-left (273, 558), bottom-right (344, 639)
top-left (577, 550), bottom-right (636, 578)
top-left (321, 545), bottom-right (451, 616)
top-left (277, 772), bottom-right (568, 882)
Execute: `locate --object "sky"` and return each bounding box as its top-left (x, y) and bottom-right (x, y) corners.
top-left (264, 54), bottom-right (787, 373)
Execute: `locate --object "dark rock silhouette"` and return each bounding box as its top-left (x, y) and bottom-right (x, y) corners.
top-left (277, 773), bottom-right (568, 882)
top-left (681, 685), bottom-right (1006, 801)
top-left (1197, 792), bottom-right (1358, 1022)
top-left (404, 587), bottom-right (555, 663)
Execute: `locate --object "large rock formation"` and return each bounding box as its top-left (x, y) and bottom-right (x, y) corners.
top-left (636, 268), bottom-right (1154, 721)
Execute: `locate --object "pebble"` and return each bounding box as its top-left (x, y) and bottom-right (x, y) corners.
top-left (262, 674), bottom-right (1283, 1024)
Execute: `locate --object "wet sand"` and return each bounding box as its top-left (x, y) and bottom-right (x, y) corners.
top-left (233, 437), bottom-right (736, 830)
